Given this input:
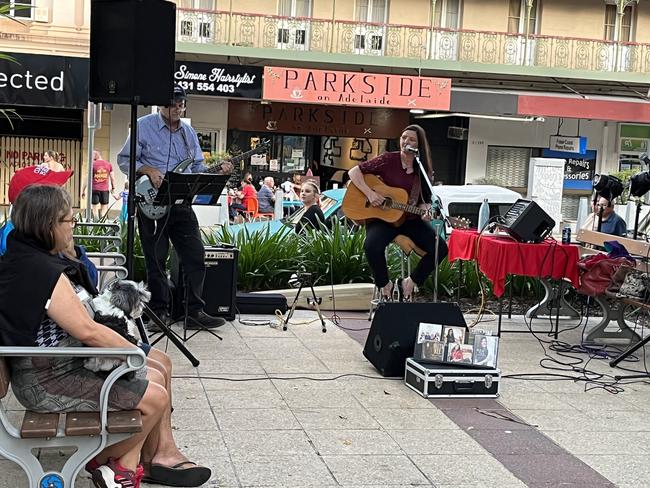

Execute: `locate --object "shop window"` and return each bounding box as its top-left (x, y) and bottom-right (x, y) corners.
top-left (1, 0), bottom-right (33, 19)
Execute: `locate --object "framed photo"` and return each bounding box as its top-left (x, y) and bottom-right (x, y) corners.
top-left (442, 325), bottom-right (465, 346)
top-left (419, 340), bottom-right (445, 362)
top-left (472, 335), bottom-right (499, 368)
top-left (417, 322), bottom-right (443, 344)
top-left (447, 343), bottom-right (473, 364)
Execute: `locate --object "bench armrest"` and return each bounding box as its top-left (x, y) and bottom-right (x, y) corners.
top-left (0, 347), bottom-right (146, 433)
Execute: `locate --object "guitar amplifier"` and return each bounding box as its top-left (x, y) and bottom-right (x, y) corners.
top-left (203, 246), bottom-right (238, 321)
top-left (171, 245), bottom-right (238, 321)
top-left (501, 199), bottom-right (555, 243)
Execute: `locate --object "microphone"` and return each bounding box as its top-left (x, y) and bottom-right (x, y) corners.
top-left (405, 145), bottom-right (419, 154)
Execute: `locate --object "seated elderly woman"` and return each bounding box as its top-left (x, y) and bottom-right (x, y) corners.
top-left (0, 185), bottom-right (210, 488)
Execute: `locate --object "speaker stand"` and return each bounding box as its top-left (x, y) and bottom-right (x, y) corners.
top-left (180, 270), bottom-right (223, 342)
top-left (125, 103), bottom-right (137, 279)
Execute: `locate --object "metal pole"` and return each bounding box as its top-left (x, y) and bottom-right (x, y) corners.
top-left (523, 0), bottom-right (533, 66)
top-left (86, 102), bottom-right (101, 221)
top-left (429, 0), bottom-right (437, 59)
top-left (126, 104), bottom-right (138, 279)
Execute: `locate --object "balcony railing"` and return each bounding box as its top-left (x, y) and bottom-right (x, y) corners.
top-left (177, 8), bottom-right (650, 74)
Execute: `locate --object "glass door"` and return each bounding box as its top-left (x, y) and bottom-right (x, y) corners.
top-left (506, 0), bottom-right (538, 65)
top-left (354, 0), bottom-right (387, 55)
top-left (277, 0), bottom-right (311, 50)
top-left (431, 0), bottom-right (461, 61)
top-left (604, 3), bottom-right (635, 71)
top-left (178, 0), bottom-right (215, 44)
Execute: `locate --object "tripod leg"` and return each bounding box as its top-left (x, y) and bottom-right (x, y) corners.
top-left (283, 283), bottom-right (304, 331)
top-left (609, 334), bottom-right (650, 368)
top-left (144, 305), bottom-right (200, 367)
top-left (309, 284), bottom-right (327, 333)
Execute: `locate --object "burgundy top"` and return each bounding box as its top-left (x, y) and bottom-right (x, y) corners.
top-left (358, 152), bottom-right (416, 195)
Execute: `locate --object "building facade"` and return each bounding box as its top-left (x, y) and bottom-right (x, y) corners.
top-left (1, 0), bottom-right (649, 220)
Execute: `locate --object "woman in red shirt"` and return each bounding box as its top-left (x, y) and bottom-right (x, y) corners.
top-left (347, 124), bottom-right (447, 302)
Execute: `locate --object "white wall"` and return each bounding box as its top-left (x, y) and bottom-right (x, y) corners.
top-left (186, 96), bottom-right (228, 142)
top-left (466, 117), bottom-right (619, 183)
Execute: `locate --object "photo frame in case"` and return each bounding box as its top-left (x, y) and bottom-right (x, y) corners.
top-left (472, 335), bottom-right (499, 368)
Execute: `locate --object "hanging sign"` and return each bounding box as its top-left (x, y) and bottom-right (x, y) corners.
top-left (549, 135), bottom-right (587, 155)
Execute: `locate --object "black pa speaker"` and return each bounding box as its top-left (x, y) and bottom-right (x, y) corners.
top-left (364, 302), bottom-right (467, 377)
top-left (171, 246), bottom-right (238, 322)
top-left (89, 0), bottom-right (176, 105)
top-left (501, 199), bottom-right (555, 243)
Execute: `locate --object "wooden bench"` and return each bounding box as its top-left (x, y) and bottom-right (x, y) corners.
top-left (575, 229), bottom-right (650, 344)
top-left (0, 346), bottom-right (145, 488)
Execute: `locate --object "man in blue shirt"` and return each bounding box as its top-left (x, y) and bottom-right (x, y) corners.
top-left (582, 196), bottom-right (627, 237)
top-left (258, 176), bottom-right (275, 214)
top-left (118, 85), bottom-right (232, 329)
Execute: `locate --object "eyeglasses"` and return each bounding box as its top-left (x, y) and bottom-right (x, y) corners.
top-left (59, 217), bottom-right (78, 226)
top-left (165, 101), bottom-right (186, 111)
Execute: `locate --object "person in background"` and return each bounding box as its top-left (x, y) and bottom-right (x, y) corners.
top-left (82, 150), bottom-right (118, 220)
top-left (229, 172), bottom-right (257, 222)
top-left (258, 176), bottom-right (275, 214)
top-left (582, 195), bottom-right (627, 237)
top-left (295, 180), bottom-right (325, 234)
top-left (41, 150), bottom-right (65, 172)
top-left (291, 173), bottom-right (303, 196)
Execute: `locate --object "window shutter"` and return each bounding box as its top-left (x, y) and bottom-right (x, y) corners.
top-left (486, 146), bottom-right (530, 188)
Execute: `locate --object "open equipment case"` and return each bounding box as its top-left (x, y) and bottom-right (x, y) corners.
top-left (405, 357), bottom-right (501, 398)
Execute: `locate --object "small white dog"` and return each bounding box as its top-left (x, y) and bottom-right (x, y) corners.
top-left (83, 280), bottom-right (151, 372)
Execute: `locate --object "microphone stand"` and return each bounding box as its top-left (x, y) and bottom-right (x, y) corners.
top-left (596, 205), bottom-right (605, 232)
top-left (411, 150), bottom-right (445, 302)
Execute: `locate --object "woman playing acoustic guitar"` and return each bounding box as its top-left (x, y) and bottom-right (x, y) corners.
top-left (347, 124), bottom-right (448, 302)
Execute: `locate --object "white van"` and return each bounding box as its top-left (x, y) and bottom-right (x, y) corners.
top-left (433, 184), bottom-right (522, 232)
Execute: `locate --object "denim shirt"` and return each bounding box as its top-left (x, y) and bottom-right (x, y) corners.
top-left (117, 112), bottom-right (205, 176)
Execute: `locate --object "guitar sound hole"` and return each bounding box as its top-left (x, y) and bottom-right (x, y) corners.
top-left (383, 198), bottom-right (392, 208)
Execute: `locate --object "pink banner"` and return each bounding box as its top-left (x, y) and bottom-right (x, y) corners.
top-left (263, 66), bottom-right (451, 111)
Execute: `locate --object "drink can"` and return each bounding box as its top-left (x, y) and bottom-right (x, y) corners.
top-left (562, 226), bottom-right (571, 245)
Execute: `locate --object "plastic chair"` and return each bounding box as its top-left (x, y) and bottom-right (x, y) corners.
top-left (243, 197), bottom-right (259, 221)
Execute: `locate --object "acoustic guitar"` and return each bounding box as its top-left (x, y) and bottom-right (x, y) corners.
top-left (342, 174), bottom-right (435, 226)
top-left (342, 174), bottom-right (471, 230)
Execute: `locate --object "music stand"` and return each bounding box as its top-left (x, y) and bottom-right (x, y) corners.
top-left (154, 173), bottom-right (229, 207)
top-left (151, 172), bottom-right (229, 343)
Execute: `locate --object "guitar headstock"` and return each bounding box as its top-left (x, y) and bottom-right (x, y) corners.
top-left (448, 216), bottom-right (471, 230)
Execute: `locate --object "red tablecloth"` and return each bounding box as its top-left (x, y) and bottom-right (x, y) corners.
top-left (448, 230), bottom-right (581, 297)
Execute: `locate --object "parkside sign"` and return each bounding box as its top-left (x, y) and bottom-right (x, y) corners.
top-left (263, 66), bottom-right (451, 110)
top-left (0, 52), bottom-right (88, 109)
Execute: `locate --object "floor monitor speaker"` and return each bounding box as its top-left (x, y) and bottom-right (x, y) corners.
top-left (89, 0), bottom-right (176, 105)
top-left (364, 302), bottom-right (466, 377)
top-left (502, 199), bottom-right (555, 243)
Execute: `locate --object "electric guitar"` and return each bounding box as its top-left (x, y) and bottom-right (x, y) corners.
top-left (342, 174), bottom-right (469, 229)
top-left (136, 141), bottom-right (270, 220)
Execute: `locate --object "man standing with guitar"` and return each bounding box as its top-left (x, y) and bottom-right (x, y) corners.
top-left (117, 85), bottom-right (233, 329)
top-left (346, 124), bottom-right (448, 302)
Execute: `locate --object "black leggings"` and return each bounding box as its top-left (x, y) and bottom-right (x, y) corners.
top-left (364, 219), bottom-right (448, 289)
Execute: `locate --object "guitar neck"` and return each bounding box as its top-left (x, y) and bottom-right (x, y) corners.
top-left (389, 200), bottom-right (425, 216)
top-left (207, 145), bottom-right (269, 174)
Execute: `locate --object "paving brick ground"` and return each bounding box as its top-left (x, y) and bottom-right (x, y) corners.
top-left (2, 309), bottom-right (649, 487)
